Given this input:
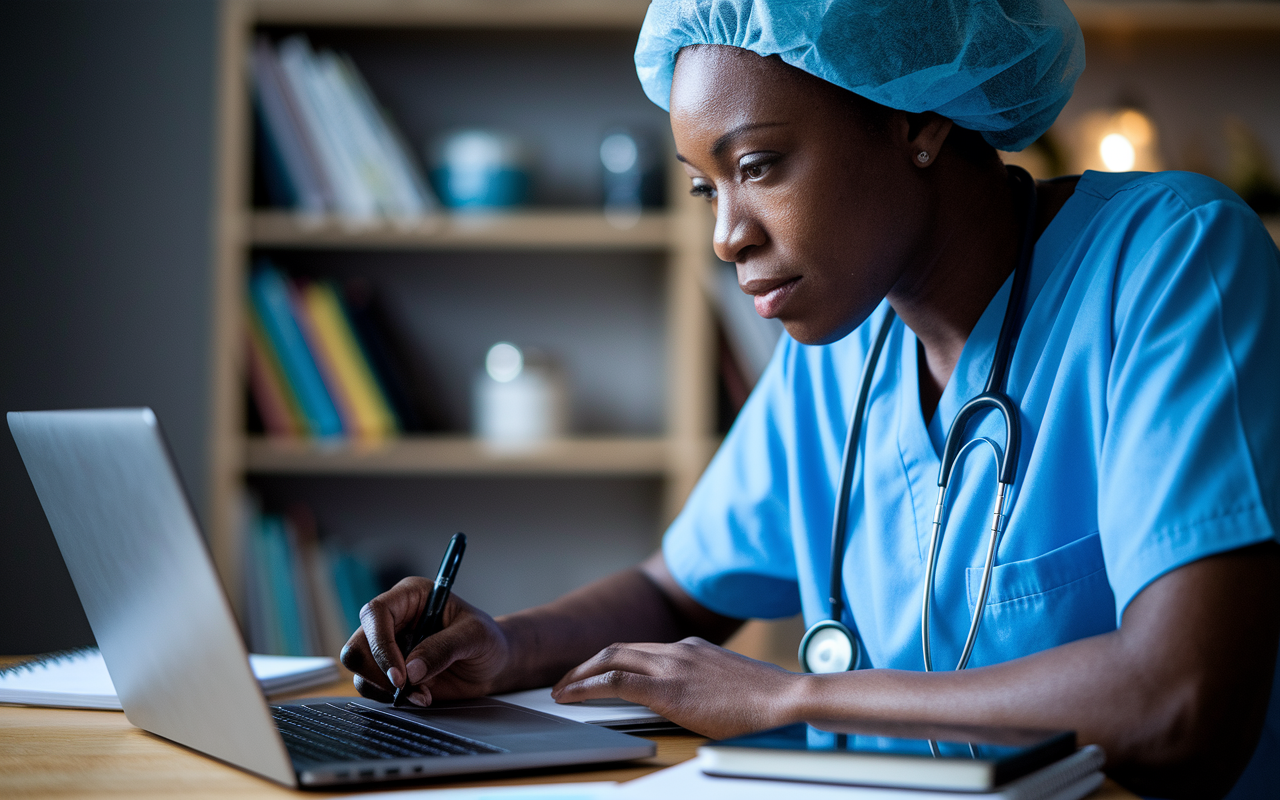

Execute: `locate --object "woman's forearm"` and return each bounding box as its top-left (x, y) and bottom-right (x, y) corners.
top-left (494, 555), bottom-right (743, 692)
top-left (785, 545), bottom-right (1280, 799)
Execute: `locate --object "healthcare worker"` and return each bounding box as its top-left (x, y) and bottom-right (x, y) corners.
top-left (342, 2), bottom-right (1280, 797)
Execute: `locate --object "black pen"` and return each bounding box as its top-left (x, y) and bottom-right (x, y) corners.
top-left (393, 531), bottom-right (466, 707)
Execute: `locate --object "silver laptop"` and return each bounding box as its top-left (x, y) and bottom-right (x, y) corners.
top-left (8, 408), bottom-right (654, 787)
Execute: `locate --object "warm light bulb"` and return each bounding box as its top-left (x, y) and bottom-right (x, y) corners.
top-left (1100, 133), bottom-right (1136, 172)
top-left (485, 342), bottom-right (523, 383)
top-left (1115, 110), bottom-right (1154, 148)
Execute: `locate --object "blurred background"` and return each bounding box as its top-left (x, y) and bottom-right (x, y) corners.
top-left (2, 1), bottom-right (1277, 669)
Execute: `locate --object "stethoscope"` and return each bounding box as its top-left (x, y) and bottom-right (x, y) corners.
top-left (798, 165), bottom-right (1038, 676)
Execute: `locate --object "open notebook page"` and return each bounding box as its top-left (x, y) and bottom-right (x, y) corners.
top-left (0, 647), bottom-right (338, 710)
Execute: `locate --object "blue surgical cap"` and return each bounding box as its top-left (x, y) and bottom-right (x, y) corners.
top-left (635, 0), bottom-right (1085, 152)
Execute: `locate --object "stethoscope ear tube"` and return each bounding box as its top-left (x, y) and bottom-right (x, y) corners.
top-left (938, 393), bottom-right (1021, 487)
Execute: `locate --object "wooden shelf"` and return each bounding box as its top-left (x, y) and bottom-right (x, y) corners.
top-left (250, 0), bottom-right (651, 28)
top-left (1069, 1), bottom-right (1280, 36)
top-left (243, 435), bottom-right (673, 476)
top-left (251, 0), bottom-right (1280, 34)
top-left (248, 210), bottom-right (673, 251)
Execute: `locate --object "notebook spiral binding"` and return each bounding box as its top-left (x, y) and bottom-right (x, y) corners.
top-left (1012, 745), bottom-right (1106, 798)
top-left (0, 646), bottom-right (98, 677)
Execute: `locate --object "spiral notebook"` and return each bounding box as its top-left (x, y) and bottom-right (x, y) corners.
top-left (0, 647), bottom-right (339, 710)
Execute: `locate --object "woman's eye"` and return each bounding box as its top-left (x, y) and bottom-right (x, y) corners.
top-left (689, 180), bottom-right (716, 201)
top-left (740, 155), bottom-right (777, 181)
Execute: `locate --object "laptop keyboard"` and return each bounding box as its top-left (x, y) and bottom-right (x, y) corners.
top-left (271, 702), bottom-right (506, 764)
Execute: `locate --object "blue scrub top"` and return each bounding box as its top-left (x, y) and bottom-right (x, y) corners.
top-left (663, 171), bottom-right (1280, 797)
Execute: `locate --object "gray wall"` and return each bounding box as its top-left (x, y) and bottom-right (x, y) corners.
top-left (0, 0), bottom-right (219, 654)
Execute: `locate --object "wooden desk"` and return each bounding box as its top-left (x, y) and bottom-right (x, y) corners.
top-left (0, 661), bottom-right (1138, 798)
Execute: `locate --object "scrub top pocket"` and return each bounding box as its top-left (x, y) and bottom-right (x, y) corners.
top-left (965, 533), bottom-right (1117, 665)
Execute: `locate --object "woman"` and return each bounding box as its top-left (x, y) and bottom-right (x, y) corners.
top-left (342, 2), bottom-right (1280, 797)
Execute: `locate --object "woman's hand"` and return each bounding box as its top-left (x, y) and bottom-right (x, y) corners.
top-left (550, 637), bottom-right (804, 740)
top-left (339, 578), bottom-right (512, 706)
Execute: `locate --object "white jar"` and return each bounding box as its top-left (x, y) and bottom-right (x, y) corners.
top-left (473, 343), bottom-right (567, 450)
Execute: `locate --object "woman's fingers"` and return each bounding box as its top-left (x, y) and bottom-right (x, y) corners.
top-left (554, 669), bottom-right (666, 708)
top-left (341, 588), bottom-right (510, 704)
top-left (352, 672), bottom-right (394, 702)
top-left (549, 638), bottom-right (798, 740)
top-left (404, 618), bottom-right (479, 687)
top-left (339, 577), bottom-right (432, 691)
top-left (551, 640), bottom-right (686, 697)
top-left (359, 597), bottom-right (405, 687)
top-left (339, 627), bottom-right (389, 689)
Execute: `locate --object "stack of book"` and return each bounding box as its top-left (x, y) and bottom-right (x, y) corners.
top-left (241, 499), bottom-right (380, 658)
top-left (246, 261), bottom-right (424, 441)
top-left (252, 35), bottom-right (437, 220)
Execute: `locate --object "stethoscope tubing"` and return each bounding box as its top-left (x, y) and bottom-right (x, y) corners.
top-left (809, 165), bottom-right (1039, 675)
top-left (827, 306), bottom-right (897, 625)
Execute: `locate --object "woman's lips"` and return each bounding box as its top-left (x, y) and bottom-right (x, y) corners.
top-left (751, 276), bottom-right (800, 318)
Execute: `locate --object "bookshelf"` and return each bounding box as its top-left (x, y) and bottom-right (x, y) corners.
top-left (243, 436), bottom-right (670, 476)
top-left (208, 0), bottom-right (717, 621)
top-left (248, 209), bottom-right (673, 250)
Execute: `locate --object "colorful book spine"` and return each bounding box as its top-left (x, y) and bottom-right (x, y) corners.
top-left (288, 506), bottom-right (351, 656)
top-left (277, 36), bottom-right (378, 220)
top-left (251, 38), bottom-right (328, 214)
top-left (333, 53), bottom-right (435, 217)
top-left (285, 276), bottom-right (358, 437)
top-left (249, 264), bottom-right (344, 438)
top-left (256, 35), bottom-right (435, 219)
top-left (240, 492), bottom-right (273, 655)
top-left (331, 550), bottom-right (380, 635)
top-left (245, 303), bottom-right (306, 437)
top-left (260, 515), bottom-right (308, 657)
top-left (302, 281), bottom-right (400, 441)
top-left (283, 514), bottom-right (322, 657)
top-left (248, 514), bottom-right (284, 655)
top-left (241, 498), bottom-right (380, 656)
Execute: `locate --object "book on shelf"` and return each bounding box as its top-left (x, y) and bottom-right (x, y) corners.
top-left (251, 37), bottom-right (332, 215)
top-left (241, 495), bottom-right (380, 657)
top-left (296, 280), bottom-right (400, 441)
top-left (245, 308), bottom-right (307, 437)
top-left (254, 35), bottom-right (436, 220)
top-left (249, 264), bottom-right (345, 438)
top-left (246, 262), bottom-right (413, 442)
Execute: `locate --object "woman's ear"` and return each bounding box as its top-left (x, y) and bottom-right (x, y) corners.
top-left (892, 111), bottom-right (953, 169)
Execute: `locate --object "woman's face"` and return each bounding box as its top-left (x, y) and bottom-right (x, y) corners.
top-left (670, 46), bottom-right (931, 345)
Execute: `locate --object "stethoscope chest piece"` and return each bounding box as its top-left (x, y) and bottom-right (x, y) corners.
top-left (798, 620), bottom-right (862, 673)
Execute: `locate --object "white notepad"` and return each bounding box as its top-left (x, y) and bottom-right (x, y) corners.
top-left (0, 647), bottom-right (339, 710)
top-left (493, 687), bottom-right (675, 731)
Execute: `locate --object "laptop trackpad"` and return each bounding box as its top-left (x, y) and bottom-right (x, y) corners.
top-left (385, 703), bottom-right (573, 738)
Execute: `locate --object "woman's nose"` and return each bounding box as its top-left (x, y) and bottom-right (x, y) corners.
top-left (712, 194), bottom-right (766, 264)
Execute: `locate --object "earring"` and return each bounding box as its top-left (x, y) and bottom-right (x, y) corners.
top-left (916, 151), bottom-right (930, 164)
